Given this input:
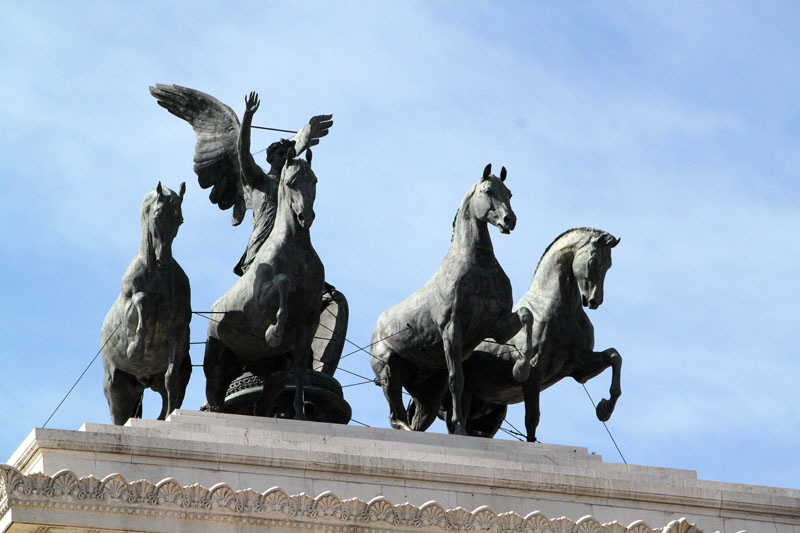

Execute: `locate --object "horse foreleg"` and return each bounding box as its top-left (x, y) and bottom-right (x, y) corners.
top-left (440, 320), bottom-right (467, 436)
top-left (103, 362), bottom-right (145, 425)
top-left (487, 306), bottom-right (536, 382)
top-left (572, 347), bottom-right (622, 422)
top-left (162, 331), bottom-right (191, 420)
top-left (259, 274), bottom-right (292, 347)
top-left (522, 366), bottom-right (543, 442)
top-left (511, 307), bottom-right (535, 382)
top-left (373, 351), bottom-right (412, 431)
top-left (126, 293), bottom-right (147, 362)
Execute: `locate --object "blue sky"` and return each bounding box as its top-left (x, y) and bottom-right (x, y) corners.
top-left (1, 2), bottom-right (798, 491)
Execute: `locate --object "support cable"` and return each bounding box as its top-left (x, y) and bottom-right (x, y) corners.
top-left (581, 384), bottom-right (627, 464)
top-left (43, 319), bottom-right (123, 428)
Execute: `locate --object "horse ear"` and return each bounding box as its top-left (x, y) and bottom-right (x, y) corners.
top-left (500, 166), bottom-right (507, 181)
top-left (603, 234), bottom-right (620, 248)
top-left (306, 148), bottom-right (313, 166)
top-left (482, 163), bottom-right (492, 180)
top-left (156, 181), bottom-right (163, 197)
top-left (179, 182), bottom-right (186, 199)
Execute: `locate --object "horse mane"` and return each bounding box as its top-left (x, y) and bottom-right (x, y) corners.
top-left (140, 190), bottom-right (158, 270)
top-left (281, 155), bottom-right (314, 183)
top-left (450, 182), bottom-right (479, 242)
top-left (531, 227), bottom-right (608, 280)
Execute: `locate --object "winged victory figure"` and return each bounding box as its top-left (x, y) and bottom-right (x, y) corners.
top-left (149, 84), bottom-right (333, 275)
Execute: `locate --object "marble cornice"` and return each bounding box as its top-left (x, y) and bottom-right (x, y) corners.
top-left (1, 464), bottom-right (703, 532)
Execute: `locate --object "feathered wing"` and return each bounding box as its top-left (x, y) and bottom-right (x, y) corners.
top-left (149, 84), bottom-right (255, 226)
top-left (293, 114), bottom-right (333, 155)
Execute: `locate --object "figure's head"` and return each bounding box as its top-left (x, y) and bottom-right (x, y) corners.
top-left (473, 163), bottom-right (516, 234)
top-left (266, 139), bottom-right (296, 169)
top-left (572, 231), bottom-right (619, 310)
top-left (280, 147), bottom-right (317, 229)
top-left (142, 181), bottom-right (185, 269)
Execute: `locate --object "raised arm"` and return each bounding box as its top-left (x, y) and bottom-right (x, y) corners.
top-left (238, 91), bottom-right (264, 186)
top-left (293, 114), bottom-right (333, 155)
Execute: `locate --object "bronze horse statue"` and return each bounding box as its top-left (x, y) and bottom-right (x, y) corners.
top-left (370, 164), bottom-right (535, 435)
top-left (101, 182), bottom-right (191, 425)
top-left (203, 147), bottom-right (324, 418)
top-left (438, 227), bottom-right (622, 441)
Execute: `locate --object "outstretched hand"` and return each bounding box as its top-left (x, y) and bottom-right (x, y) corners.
top-left (244, 91), bottom-right (260, 115)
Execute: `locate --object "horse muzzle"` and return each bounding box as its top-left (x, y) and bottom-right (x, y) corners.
top-left (296, 210), bottom-right (315, 229)
top-left (497, 213), bottom-right (516, 234)
top-left (581, 294), bottom-right (602, 310)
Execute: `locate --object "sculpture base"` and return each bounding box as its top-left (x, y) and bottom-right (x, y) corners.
top-left (3, 411), bottom-right (799, 532)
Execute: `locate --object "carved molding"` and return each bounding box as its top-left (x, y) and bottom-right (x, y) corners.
top-left (1, 465), bottom-right (702, 532)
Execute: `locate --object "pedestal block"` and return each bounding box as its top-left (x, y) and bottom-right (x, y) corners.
top-left (2, 410), bottom-right (798, 532)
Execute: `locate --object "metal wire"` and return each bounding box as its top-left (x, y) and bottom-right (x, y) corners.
top-left (43, 319), bottom-right (123, 428)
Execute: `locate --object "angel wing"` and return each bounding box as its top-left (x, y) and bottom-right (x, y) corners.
top-left (149, 84), bottom-right (255, 226)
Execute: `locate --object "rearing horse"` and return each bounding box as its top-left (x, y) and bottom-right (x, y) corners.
top-left (370, 164), bottom-right (534, 435)
top-left (441, 227), bottom-right (622, 441)
top-left (101, 182), bottom-right (192, 425)
top-left (203, 148), bottom-right (324, 419)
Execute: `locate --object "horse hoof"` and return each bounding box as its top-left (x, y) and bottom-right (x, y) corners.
top-left (512, 359), bottom-right (531, 382)
top-left (453, 425), bottom-right (469, 436)
top-left (596, 399), bottom-right (614, 422)
top-left (389, 419), bottom-right (413, 431)
top-left (126, 344), bottom-right (144, 362)
top-left (264, 325), bottom-right (283, 347)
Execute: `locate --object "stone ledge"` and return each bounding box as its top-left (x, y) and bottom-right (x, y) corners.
top-left (5, 411), bottom-right (799, 532)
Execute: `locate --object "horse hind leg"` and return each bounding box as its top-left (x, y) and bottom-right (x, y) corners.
top-left (466, 401), bottom-right (507, 439)
top-left (405, 370), bottom-right (447, 432)
top-left (522, 367), bottom-right (543, 442)
top-left (203, 336), bottom-right (243, 412)
top-left (573, 347), bottom-right (622, 422)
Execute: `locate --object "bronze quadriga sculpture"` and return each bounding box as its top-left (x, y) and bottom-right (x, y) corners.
top-left (370, 165), bottom-right (535, 436)
top-left (101, 182), bottom-right (191, 425)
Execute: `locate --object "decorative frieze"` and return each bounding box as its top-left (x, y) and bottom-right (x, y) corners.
top-left (1, 464), bottom-right (702, 532)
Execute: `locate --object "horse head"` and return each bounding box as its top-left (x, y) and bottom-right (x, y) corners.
top-left (143, 182), bottom-right (186, 269)
top-left (572, 231), bottom-right (620, 310)
top-left (280, 147), bottom-right (317, 230)
top-left (474, 164), bottom-right (516, 234)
